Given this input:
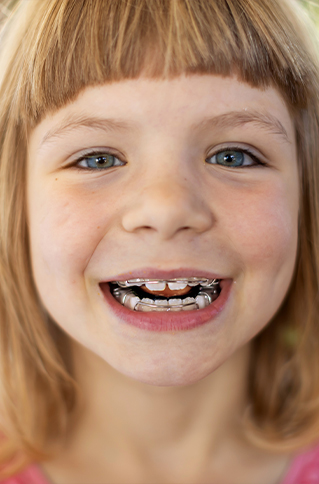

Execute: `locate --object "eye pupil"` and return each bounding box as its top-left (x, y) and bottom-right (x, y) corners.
top-left (224, 153), bottom-right (235, 164)
top-left (96, 156), bottom-right (108, 165)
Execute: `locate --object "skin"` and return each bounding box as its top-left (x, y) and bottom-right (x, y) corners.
top-left (27, 75), bottom-right (299, 483)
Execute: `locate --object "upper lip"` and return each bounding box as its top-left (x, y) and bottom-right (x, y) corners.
top-left (100, 268), bottom-right (227, 283)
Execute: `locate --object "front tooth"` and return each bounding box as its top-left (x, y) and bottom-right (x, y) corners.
top-left (154, 299), bottom-right (168, 306)
top-left (169, 299), bottom-right (183, 311)
top-left (168, 282), bottom-right (188, 290)
top-left (169, 298), bottom-right (182, 305)
top-left (145, 281), bottom-right (166, 291)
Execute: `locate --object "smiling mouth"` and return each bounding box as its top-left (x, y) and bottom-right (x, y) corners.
top-left (109, 277), bottom-right (221, 312)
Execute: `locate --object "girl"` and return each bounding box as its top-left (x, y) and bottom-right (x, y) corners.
top-left (0, 0), bottom-right (319, 482)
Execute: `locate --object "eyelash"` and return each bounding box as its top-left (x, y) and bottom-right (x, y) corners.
top-left (71, 146), bottom-right (264, 172)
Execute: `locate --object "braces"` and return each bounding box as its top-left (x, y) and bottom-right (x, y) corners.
top-left (111, 279), bottom-right (221, 311)
top-left (116, 278), bottom-right (220, 288)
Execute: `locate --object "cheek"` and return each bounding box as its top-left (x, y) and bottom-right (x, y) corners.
top-left (28, 184), bottom-right (111, 285)
top-left (214, 178), bottom-right (299, 343)
top-left (227, 179), bottom-right (298, 328)
top-left (225, 181), bottom-right (298, 269)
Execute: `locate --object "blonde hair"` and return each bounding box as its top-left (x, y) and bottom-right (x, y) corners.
top-left (0, 0), bottom-right (319, 476)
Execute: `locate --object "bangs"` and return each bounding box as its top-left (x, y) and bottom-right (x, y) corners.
top-left (3, 0), bottom-right (317, 123)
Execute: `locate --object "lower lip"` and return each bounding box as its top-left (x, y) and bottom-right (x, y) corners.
top-left (100, 280), bottom-right (232, 332)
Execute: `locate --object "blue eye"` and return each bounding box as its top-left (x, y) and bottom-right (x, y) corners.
top-left (77, 153), bottom-right (124, 170)
top-left (206, 149), bottom-right (258, 168)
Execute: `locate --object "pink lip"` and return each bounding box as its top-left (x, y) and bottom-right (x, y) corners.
top-left (102, 268), bottom-right (225, 282)
top-left (99, 275), bottom-right (232, 332)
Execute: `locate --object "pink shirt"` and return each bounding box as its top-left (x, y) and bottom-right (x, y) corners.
top-left (0, 465), bottom-right (49, 484)
top-left (1, 444), bottom-right (319, 484)
top-left (281, 444), bottom-right (319, 484)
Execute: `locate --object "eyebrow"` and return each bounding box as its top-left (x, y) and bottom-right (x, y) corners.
top-left (194, 110), bottom-right (289, 143)
top-left (39, 113), bottom-right (134, 147)
top-left (39, 109), bottom-right (290, 148)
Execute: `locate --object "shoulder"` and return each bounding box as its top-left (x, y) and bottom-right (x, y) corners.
top-left (281, 443), bottom-right (319, 484)
top-left (0, 465), bottom-right (50, 484)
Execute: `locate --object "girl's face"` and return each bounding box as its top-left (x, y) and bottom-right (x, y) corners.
top-left (27, 75), bottom-right (299, 386)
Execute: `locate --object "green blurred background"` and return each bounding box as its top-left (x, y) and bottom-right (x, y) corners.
top-left (302, 0), bottom-right (319, 27)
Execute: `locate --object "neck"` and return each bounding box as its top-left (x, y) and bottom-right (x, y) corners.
top-left (69, 341), bottom-right (250, 457)
top-left (41, 341), bottom-right (291, 484)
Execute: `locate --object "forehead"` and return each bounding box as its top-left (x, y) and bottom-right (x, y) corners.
top-left (31, 75), bottom-right (295, 148)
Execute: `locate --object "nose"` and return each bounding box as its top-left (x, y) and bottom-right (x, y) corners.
top-left (121, 175), bottom-right (214, 241)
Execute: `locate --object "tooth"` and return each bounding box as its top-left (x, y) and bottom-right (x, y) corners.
top-left (113, 288), bottom-right (134, 305)
top-left (169, 298), bottom-right (182, 305)
top-left (200, 279), bottom-right (219, 287)
top-left (195, 294), bottom-right (209, 309)
top-left (154, 299), bottom-right (168, 306)
top-left (113, 287), bottom-right (125, 297)
top-left (188, 278), bottom-right (209, 286)
top-left (127, 279), bottom-right (144, 286)
top-left (138, 304), bottom-right (153, 312)
top-left (117, 280), bottom-right (143, 287)
top-left (140, 299), bottom-right (168, 311)
top-left (141, 298), bottom-right (155, 305)
top-left (135, 298), bottom-right (155, 312)
top-left (154, 303), bottom-right (169, 311)
top-left (182, 297), bottom-right (197, 311)
top-left (197, 291), bottom-right (212, 304)
top-left (167, 299), bottom-right (182, 311)
top-left (145, 282), bottom-right (166, 291)
top-left (183, 297), bottom-right (195, 303)
top-left (183, 305), bottom-right (196, 311)
top-left (124, 294), bottom-right (140, 310)
top-left (168, 282), bottom-right (188, 290)
top-left (116, 277), bottom-right (221, 289)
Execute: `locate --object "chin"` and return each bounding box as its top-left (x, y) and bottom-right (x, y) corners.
top-left (107, 356), bottom-right (221, 387)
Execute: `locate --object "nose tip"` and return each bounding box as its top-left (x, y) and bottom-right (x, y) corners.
top-left (121, 182), bottom-right (214, 240)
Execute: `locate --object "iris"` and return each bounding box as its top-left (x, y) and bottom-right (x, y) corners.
top-left (216, 150), bottom-right (244, 167)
